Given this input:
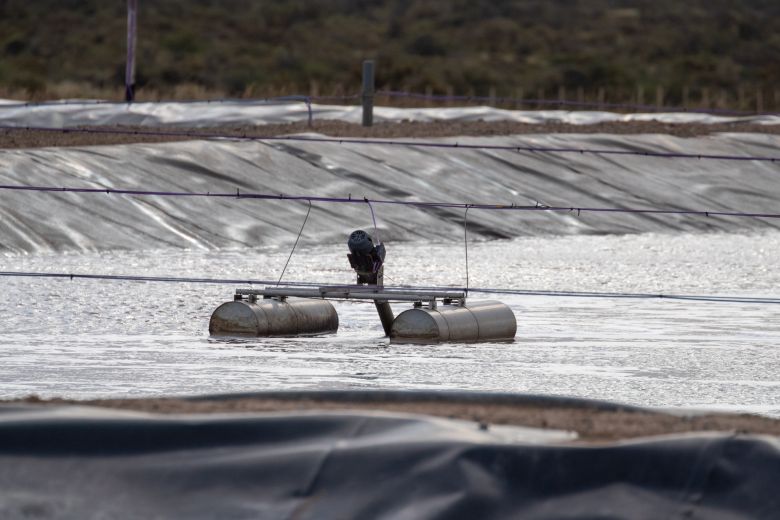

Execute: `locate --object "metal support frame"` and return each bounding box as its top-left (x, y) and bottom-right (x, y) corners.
top-left (235, 286), bottom-right (465, 305)
top-left (235, 286), bottom-right (467, 336)
top-left (374, 301), bottom-right (395, 336)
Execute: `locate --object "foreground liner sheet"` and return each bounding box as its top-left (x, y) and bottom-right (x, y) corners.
top-left (0, 405), bottom-right (778, 519)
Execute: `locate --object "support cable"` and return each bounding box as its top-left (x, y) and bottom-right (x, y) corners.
top-left (276, 200), bottom-right (312, 286)
top-left (464, 205), bottom-right (471, 296)
top-left (365, 198), bottom-right (381, 244)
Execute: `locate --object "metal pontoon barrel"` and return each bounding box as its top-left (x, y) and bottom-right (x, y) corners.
top-left (209, 298), bottom-right (338, 337)
top-left (390, 300), bottom-right (516, 344)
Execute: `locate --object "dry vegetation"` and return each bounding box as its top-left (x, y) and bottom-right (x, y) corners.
top-left (1, 0), bottom-right (779, 110)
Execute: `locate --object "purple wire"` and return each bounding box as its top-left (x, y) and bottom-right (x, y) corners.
top-left (376, 90), bottom-right (776, 117)
top-left (0, 97), bottom-right (315, 127)
top-left (0, 95), bottom-right (315, 109)
top-left (1, 184), bottom-right (779, 220)
top-left (2, 89), bottom-right (775, 117)
top-left (1, 125), bottom-right (778, 163)
top-left (309, 93), bottom-right (361, 102)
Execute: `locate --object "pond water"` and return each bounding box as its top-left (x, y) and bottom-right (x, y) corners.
top-left (1, 231), bottom-right (779, 416)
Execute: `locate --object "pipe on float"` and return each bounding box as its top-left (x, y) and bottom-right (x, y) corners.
top-left (209, 297), bottom-right (338, 337)
top-left (390, 300), bottom-right (516, 344)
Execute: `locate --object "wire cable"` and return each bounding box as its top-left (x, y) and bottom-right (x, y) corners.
top-left (1, 125), bottom-right (778, 163)
top-left (2, 90), bottom-right (773, 117)
top-left (276, 200), bottom-right (312, 286)
top-left (2, 184), bottom-right (780, 221)
top-left (365, 198), bottom-right (381, 244)
top-left (463, 205), bottom-right (471, 296)
top-left (376, 90), bottom-right (777, 117)
top-left (2, 270), bottom-right (779, 305)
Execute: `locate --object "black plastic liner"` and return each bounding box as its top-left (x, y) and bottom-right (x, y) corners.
top-left (0, 403), bottom-right (778, 519)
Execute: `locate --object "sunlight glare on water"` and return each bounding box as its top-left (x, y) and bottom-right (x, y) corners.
top-left (1, 231), bottom-right (779, 415)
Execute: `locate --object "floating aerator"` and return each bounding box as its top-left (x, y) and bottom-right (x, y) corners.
top-left (209, 230), bottom-right (517, 343)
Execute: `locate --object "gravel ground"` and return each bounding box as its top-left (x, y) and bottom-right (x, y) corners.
top-left (10, 395), bottom-right (780, 442)
top-left (1, 120), bottom-right (779, 149)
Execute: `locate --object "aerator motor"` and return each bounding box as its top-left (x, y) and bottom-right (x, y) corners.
top-left (347, 229), bottom-right (385, 285)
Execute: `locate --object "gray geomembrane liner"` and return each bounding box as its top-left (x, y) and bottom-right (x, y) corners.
top-left (0, 401), bottom-right (777, 519)
top-left (1, 132), bottom-right (779, 253)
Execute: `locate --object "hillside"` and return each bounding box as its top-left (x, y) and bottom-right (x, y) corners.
top-left (1, 0), bottom-right (779, 109)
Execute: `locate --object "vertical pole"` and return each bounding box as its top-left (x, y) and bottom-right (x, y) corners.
top-left (362, 60), bottom-right (375, 127)
top-left (655, 85), bottom-right (664, 111)
top-left (374, 301), bottom-right (395, 337)
top-left (125, 0), bottom-right (138, 102)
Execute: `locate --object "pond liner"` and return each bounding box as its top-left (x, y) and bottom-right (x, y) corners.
top-left (0, 402), bottom-right (777, 519)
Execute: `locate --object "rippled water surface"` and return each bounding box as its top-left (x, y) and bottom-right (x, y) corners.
top-left (2, 232), bottom-right (779, 415)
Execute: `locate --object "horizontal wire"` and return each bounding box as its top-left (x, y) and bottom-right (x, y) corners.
top-left (1, 270), bottom-right (778, 305)
top-left (0, 94), bottom-right (314, 110)
top-left (376, 90), bottom-right (778, 117)
top-left (1, 125), bottom-right (778, 163)
top-left (2, 90), bottom-right (775, 117)
top-left (1, 184), bottom-right (779, 220)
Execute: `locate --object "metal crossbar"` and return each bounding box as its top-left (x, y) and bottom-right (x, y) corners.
top-left (235, 286), bottom-right (466, 302)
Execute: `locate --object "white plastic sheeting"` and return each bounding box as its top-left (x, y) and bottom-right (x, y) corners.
top-left (0, 99), bottom-right (778, 127)
top-left (1, 132), bottom-right (779, 253)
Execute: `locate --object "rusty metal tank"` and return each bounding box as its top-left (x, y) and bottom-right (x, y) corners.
top-left (389, 300), bottom-right (516, 344)
top-left (209, 297), bottom-right (338, 337)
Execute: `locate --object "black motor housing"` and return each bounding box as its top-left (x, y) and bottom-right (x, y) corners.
top-left (348, 230), bottom-right (375, 255)
top-left (347, 230), bottom-right (385, 284)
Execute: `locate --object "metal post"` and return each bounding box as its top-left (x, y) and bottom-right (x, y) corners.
top-left (362, 60), bottom-right (375, 127)
top-left (125, 0), bottom-right (138, 102)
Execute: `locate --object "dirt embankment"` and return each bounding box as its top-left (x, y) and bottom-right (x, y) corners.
top-left (1, 120), bottom-right (778, 149)
top-left (12, 395), bottom-right (780, 442)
